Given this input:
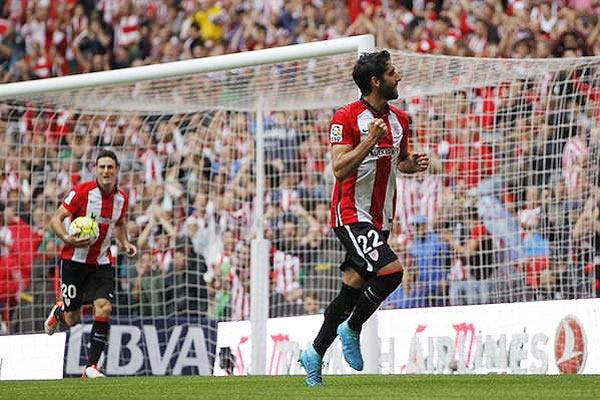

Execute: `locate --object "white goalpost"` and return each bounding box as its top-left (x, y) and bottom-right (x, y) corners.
top-left (0, 33), bottom-right (599, 379)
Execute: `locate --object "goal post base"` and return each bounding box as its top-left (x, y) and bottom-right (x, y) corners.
top-left (250, 238), bottom-right (271, 375)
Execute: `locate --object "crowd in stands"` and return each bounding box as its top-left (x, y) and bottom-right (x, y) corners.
top-left (0, 0), bottom-right (599, 334)
top-left (3, 0), bottom-right (600, 82)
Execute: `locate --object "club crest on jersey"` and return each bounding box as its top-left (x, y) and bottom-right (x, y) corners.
top-left (64, 190), bottom-right (76, 205)
top-left (330, 124), bottom-right (343, 143)
top-left (368, 249), bottom-right (379, 261)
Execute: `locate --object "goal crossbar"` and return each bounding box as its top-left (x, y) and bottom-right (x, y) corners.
top-left (0, 35), bottom-right (374, 100)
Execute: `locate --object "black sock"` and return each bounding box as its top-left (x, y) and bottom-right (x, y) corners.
top-left (88, 317), bottom-right (110, 367)
top-left (313, 284), bottom-right (362, 357)
top-left (347, 272), bottom-right (403, 332)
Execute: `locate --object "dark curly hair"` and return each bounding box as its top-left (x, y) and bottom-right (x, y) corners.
top-left (352, 49), bottom-right (391, 96)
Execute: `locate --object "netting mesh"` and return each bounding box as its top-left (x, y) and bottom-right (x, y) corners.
top-left (0, 50), bottom-right (599, 374)
top-left (1, 53), bottom-right (358, 113)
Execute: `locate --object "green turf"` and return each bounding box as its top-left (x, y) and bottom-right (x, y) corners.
top-left (2, 375), bottom-right (599, 400)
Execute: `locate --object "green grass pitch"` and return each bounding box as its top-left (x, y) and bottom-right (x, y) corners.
top-left (3, 375), bottom-right (599, 400)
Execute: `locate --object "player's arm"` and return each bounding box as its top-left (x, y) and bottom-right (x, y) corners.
top-left (49, 205), bottom-right (93, 248)
top-left (397, 149), bottom-right (429, 174)
top-left (396, 117), bottom-right (429, 174)
top-left (332, 119), bottom-right (387, 180)
top-left (115, 217), bottom-right (137, 257)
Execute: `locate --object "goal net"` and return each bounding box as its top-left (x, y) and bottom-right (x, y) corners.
top-left (0, 37), bottom-right (598, 377)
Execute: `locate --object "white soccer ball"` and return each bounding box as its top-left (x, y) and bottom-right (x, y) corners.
top-left (68, 216), bottom-right (99, 241)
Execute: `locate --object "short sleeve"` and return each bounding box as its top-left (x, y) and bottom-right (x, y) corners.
top-left (62, 187), bottom-right (85, 215)
top-left (329, 108), bottom-right (356, 146)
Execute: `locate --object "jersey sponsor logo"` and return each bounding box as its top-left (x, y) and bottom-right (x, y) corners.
top-left (330, 124), bottom-right (343, 143)
top-left (370, 146), bottom-right (399, 158)
top-left (64, 190), bottom-right (76, 205)
top-left (90, 212), bottom-right (112, 224)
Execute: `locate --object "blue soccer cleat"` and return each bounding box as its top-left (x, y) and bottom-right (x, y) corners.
top-left (299, 345), bottom-right (323, 386)
top-left (337, 320), bottom-right (364, 371)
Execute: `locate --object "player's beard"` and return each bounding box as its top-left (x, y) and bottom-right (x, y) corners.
top-left (382, 81), bottom-right (399, 101)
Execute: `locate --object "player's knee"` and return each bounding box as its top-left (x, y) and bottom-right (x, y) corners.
top-left (100, 302), bottom-right (112, 316)
top-left (367, 271), bottom-right (404, 301)
top-left (386, 271), bottom-right (404, 289)
top-left (63, 310), bottom-right (80, 326)
top-left (95, 299), bottom-right (113, 316)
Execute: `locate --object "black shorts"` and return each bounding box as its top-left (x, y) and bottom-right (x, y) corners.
top-left (60, 259), bottom-right (115, 311)
top-left (333, 222), bottom-right (398, 279)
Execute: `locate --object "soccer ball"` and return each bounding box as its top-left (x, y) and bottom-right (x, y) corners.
top-left (68, 216), bottom-right (99, 241)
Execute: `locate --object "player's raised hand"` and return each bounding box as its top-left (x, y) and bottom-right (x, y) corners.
top-left (367, 118), bottom-right (387, 144)
top-left (411, 152), bottom-right (430, 172)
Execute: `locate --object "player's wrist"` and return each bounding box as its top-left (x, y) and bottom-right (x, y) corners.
top-left (364, 135), bottom-right (378, 148)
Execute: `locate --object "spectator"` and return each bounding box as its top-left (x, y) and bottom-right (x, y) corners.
top-left (384, 233), bottom-right (419, 309)
top-left (131, 252), bottom-right (164, 317)
top-left (164, 244), bottom-right (208, 317)
top-left (205, 229), bottom-right (236, 321)
top-left (408, 214), bottom-right (451, 307)
top-left (229, 241), bottom-right (251, 321)
top-left (270, 212), bottom-right (304, 317)
top-left (518, 207), bottom-right (552, 300)
top-left (571, 189), bottom-right (600, 297)
top-left (446, 206), bottom-right (496, 305)
top-left (1, 0), bottom-right (600, 85)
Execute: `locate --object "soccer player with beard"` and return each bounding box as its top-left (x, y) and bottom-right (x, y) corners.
top-left (299, 50), bottom-right (429, 386)
top-left (44, 149), bottom-right (137, 378)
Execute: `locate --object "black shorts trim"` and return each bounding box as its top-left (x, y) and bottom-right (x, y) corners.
top-left (60, 259), bottom-right (115, 311)
top-left (333, 222), bottom-right (398, 279)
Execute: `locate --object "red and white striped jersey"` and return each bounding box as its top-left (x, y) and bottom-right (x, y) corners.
top-left (395, 175), bottom-right (442, 234)
top-left (115, 14), bottom-right (140, 47)
top-left (61, 181), bottom-right (128, 265)
top-left (330, 99), bottom-right (410, 231)
top-left (272, 249), bottom-right (300, 296)
top-left (562, 135), bottom-right (588, 190)
top-left (230, 267), bottom-right (250, 321)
